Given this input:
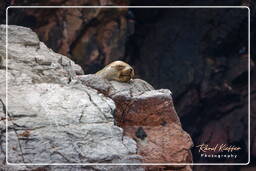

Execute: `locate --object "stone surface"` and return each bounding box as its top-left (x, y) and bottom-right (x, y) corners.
top-left (0, 25), bottom-right (143, 171)
top-left (1, 1), bottom-right (254, 170)
top-left (7, 0), bottom-right (133, 73)
top-left (80, 74), bottom-right (193, 170)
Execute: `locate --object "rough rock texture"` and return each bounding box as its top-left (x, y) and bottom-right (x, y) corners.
top-left (0, 25), bottom-right (143, 171)
top-left (80, 74), bottom-right (193, 171)
top-left (1, 1), bottom-right (255, 171)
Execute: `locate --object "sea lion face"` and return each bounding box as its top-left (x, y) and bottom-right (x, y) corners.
top-left (96, 61), bottom-right (134, 82)
top-left (110, 61), bottom-right (134, 82)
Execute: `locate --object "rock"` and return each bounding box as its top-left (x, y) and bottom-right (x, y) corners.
top-left (7, 0), bottom-right (134, 73)
top-left (80, 74), bottom-right (193, 170)
top-left (0, 25), bottom-right (143, 171)
top-left (78, 74), bottom-right (154, 96)
top-left (1, 1), bottom-right (255, 171)
top-left (1, 24), bottom-right (40, 46)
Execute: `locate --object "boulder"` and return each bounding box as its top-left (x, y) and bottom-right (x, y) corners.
top-left (0, 25), bottom-right (143, 171)
top-left (80, 74), bottom-right (193, 170)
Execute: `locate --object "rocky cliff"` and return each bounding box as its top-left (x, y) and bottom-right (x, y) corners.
top-left (0, 1), bottom-right (254, 170)
top-left (6, 4), bottom-right (252, 168)
top-left (0, 25), bottom-right (193, 171)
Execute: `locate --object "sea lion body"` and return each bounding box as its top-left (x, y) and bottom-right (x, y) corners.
top-left (96, 61), bottom-right (134, 82)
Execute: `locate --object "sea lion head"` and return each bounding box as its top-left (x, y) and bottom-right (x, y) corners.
top-left (96, 60), bottom-right (134, 82)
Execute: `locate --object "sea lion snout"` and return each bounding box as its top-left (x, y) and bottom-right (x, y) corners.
top-left (128, 68), bottom-right (134, 73)
top-left (121, 67), bottom-right (134, 76)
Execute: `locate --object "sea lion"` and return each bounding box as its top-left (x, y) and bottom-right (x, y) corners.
top-left (96, 61), bottom-right (134, 82)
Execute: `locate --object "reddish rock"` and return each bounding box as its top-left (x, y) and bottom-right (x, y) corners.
top-left (9, 0), bottom-right (132, 73)
top-left (79, 75), bottom-right (193, 170)
top-left (113, 90), bottom-right (181, 127)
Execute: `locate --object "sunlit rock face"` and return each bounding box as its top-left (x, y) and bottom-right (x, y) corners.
top-left (0, 25), bottom-right (143, 171)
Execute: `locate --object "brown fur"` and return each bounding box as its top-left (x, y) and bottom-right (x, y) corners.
top-left (96, 61), bottom-right (134, 82)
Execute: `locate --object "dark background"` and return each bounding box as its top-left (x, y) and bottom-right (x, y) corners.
top-left (0, 0), bottom-right (255, 171)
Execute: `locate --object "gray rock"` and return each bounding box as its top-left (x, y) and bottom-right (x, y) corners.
top-left (0, 25), bottom-right (40, 46)
top-left (0, 25), bottom-right (143, 170)
top-left (79, 74), bottom-right (155, 98)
